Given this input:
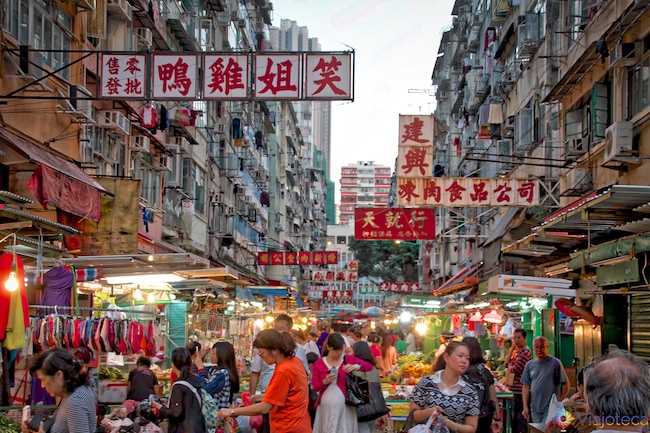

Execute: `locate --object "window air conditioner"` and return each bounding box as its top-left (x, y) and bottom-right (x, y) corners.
top-left (131, 135), bottom-right (151, 153)
top-left (610, 42), bottom-right (641, 68)
top-left (153, 155), bottom-right (172, 171)
top-left (97, 111), bottom-right (130, 135)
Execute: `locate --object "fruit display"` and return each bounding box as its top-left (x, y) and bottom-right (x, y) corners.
top-left (390, 402), bottom-right (410, 416)
top-left (399, 362), bottom-right (432, 379)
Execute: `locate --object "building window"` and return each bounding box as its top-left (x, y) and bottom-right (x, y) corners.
top-left (337, 236), bottom-right (347, 244)
top-left (628, 52), bottom-right (650, 118)
top-left (134, 156), bottom-right (161, 208)
top-left (3, 0), bottom-right (71, 79)
top-left (182, 159), bottom-right (206, 215)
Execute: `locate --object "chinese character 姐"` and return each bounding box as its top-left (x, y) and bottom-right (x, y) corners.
top-left (258, 58), bottom-right (297, 95)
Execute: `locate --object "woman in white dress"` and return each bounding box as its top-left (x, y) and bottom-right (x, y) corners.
top-left (312, 333), bottom-right (373, 433)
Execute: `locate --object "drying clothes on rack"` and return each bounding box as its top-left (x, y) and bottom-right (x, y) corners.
top-left (30, 315), bottom-right (160, 358)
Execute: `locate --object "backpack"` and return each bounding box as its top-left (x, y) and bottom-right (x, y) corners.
top-left (173, 380), bottom-right (219, 433)
top-left (463, 364), bottom-right (496, 418)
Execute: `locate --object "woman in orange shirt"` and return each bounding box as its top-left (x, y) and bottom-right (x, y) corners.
top-left (217, 329), bottom-right (311, 433)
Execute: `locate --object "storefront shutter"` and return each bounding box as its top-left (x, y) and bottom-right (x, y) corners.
top-left (630, 294), bottom-right (650, 361)
top-left (167, 302), bottom-right (188, 363)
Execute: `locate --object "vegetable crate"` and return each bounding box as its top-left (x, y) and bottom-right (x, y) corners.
top-left (0, 405), bottom-right (57, 432)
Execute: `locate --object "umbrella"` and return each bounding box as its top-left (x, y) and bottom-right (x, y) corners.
top-left (361, 306), bottom-right (385, 316)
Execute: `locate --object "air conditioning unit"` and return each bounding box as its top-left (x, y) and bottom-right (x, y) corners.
top-left (566, 167), bottom-right (593, 192)
top-left (153, 155), bottom-right (172, 171)
top-left (438, 91), bottom-right (450, 100)
top-left (60, 85), bottom-right (94, 122)
top-left (97, 111), bottom-right (130, 135)
top-left (106, 0), bottom-right (132, 21)
top-left (21, 50), bottom-right (47, 79)
top-left (603, 121), bottom-right (634, 164)
top-left (237, 18), bottom-right (246, 27)
top-left (610, 42), bottom-right (641, 68)
top-left (216, 124), bottom-right (226, 134)
top-left (131, 135), bottom-right (150, 153)
top-left (225, 206), bottom-right (235, 216)
top-left (230, 10), bottom-right (241, 21)
top-left (211, 192), bottom-right (225, 205)
top-left (171, 136), bottom-right (190, 151)
top-left (565, 137), bottom-right (585, 157)
top-left (133, 28), bottom-right (153, 50)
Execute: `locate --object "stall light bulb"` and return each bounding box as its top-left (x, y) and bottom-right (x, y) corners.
top-left (400, 311), bottom-right (413, 323)
top-left (4, 271), bottom-right (18, 292)
top-left (147, 255), bottom-right (154, 262)
top-left (415, 322), bottom-right (428, 336)
top-left (147, 292), bottom-right (155, 302)
top-left (133, 287), bottom-right (143, 300)
top-left (370, 321), bottom-right (376, 329)
top-left (302, 317), bottom-right (308, 324)
top-left (265, 315), bottom-right (274, 323)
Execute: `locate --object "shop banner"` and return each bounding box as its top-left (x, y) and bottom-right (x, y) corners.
top-left (397, 177), bottom-right (540, 206)
top-left (312, 270), bottom-right (358, 282)
top-left (354, 207), bottom-right (435, 240)
top-left (379, 282), bottom-right (421, 293)
top-left (100, 52), bottom-right (354, 101)
top-left (323, 290), bottom-right (354, 302)
top-left (259, 251), bottom-right (340, 265)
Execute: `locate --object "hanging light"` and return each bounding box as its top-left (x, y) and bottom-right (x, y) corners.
top-left (147, 291), bottom-right (156, 302)
top-left (4, 234), bottom-right (18, 292)
top-left (147, 255), bottom-right (154, 262)
top-left (483, 308), bottom-right (503, 324)
top-left (469, 311), bottom-right (483, 322)
top-left (133, 287), bottom-right (143, 300)
top-left (265, 315), bottom-right (274, 323)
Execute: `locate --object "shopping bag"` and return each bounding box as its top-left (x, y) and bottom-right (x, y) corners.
top-left (504, 371), bottom-right (515, 387)
top-left (545, 394), bottom-right (565, 428)
top-left (345, 373), bottom-right (370, 407)
top-left (356, 381), bottom-right (389, 422)
top-left (407, 409), bottom-right (438, 433)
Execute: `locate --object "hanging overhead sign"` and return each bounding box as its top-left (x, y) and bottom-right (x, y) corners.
top-left (379, 282), bottom-right (421, 293)
top-left (354, 207), bottom-right (436, 240)
top-left (397, 178), bottom-right (540, 206)
top-left (100, 51), bottom-right (354, 101)
top-left (258, 251), bottom-right (339, 266)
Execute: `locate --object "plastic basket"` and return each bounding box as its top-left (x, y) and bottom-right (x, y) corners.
top-left (0, 405), bottom-right (58, 426)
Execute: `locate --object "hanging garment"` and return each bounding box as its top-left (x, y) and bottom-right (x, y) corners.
top-left (260, 191), bottom-right (270, 207)
top-left (175, 107), bottom-right (191, 126)
top-left (159, 105), bottom-right (170, 130)
top-left (40, 267), bottom-right (74, 311)
top-left (1, 253), bottom-right (29, 350)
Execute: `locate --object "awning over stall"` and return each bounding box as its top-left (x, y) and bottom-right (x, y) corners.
top-left (487, 274), bottom-right (574, 297)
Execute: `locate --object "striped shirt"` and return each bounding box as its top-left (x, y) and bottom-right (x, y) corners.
top-left (508, 347), bottom-right (532, 394)
top-left (51, 385), bottom-right (96, 433)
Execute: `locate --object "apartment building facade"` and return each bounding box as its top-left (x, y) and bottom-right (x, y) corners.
top-left (339, 161), bottom-right (392, 225)
top-left (0, 0), bottom-right (328, 289)
top-left (432, 0), bottom-right (650, 357)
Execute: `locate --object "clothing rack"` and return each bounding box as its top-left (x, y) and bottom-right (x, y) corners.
top-left (28, 304), bottom-right (158, 316)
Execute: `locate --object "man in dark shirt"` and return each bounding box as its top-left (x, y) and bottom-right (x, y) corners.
top-left (127, 356), bottom-right (160, 401)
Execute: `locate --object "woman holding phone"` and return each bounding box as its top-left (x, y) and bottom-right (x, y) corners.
top-left (311, 333), bottom-right (373, 433)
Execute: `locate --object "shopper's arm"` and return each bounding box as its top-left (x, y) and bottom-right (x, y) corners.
top-left (218, 402), bottom-right (273, 419)
top-left (249, 371), bottom-right (260, 394)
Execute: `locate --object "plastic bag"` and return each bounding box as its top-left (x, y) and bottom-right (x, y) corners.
top-left (545, 394), bottom-right (566, 428)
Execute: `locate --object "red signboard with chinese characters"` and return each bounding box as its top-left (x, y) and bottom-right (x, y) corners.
top-left (304, 54), bottom-right (352, 99)
top-left (100, 54), bottom-right (146, 98)
top-left (203, 54), bottom-right (249, 99)
top-left (354, 208), bottom-right (436, 240)
top-left (379, 282), bottom-right (421, 293)
top-left (258, 251), bottom-right (340, 265)
top-left (397, 178), bottom-right (540, 206)
top-left (323, 290), bottom-right (354, 302)
top-left (99, 52), bottom-right (354, 101)
top-left (152, 54), bottom-right (199, 99)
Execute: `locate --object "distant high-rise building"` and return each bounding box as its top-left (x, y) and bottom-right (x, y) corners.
top-left (270, 18), bottom-right (334, 220)
top-left (339, 161), bottom-right (392, 225)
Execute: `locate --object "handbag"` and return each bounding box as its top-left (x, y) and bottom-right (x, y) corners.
top-left (308, 382), bottom-right (319, 424)
top-left (356, 380), bottom-right (389, 422)
top-left (504, 370), bottom-right (515, 387)
top-left (345, 373), bottom-right (370, 407)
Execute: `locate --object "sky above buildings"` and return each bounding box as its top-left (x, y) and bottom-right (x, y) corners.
top-left (271, 0), bottom-right (456, 202)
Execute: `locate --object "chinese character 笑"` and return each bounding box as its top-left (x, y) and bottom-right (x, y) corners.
top-left (362, 210), bottom-right (380, 228)
top-left (495, 183), bottom-right (513, 203)
top-left (385, 211), bottom-right (403, 229)
top-left (423, 179), bottom-right (442, 202)
top-left (401, 147), bottom-right (429, 176)
top-left (312, 56), bottom-right (346, 95)
top-left (105, 77), bottom-right (121, 95)
top-left (470, 181), bottom-right (488, 203)
top-left (398, 180), bottom-right (420, 203)
top-left (208, 57), bottom-right (245, 95)
top-left (125, 57), bottom-right (142, 74)
top-left (106, 57), bottom-right (120, 75)
top-left (518, 181), bottom-right (535, 203)
top-left (401, 117), bottom-right (429, 144)
top-left (158, 58), bottom-right (192, 96)
top-left (446, 180), bottom-right (466, 203)
top-left (410, 210), bottom-right (427, 229)
top-left (124, 78), bottom-right (142, 95)
top-left (258, 58), bottom-right (297, 95)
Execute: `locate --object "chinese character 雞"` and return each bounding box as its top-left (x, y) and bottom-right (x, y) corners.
top-left (258, 58), bottom-right (297, 95)
top-left (208, 57), bottom-right (245, 95)
top-left (312, 56), bottom-right (345, 95)
top-left (158, 58), bottom-right (192, 96)
top-left (401, 117), bottom-right (429, 144)
top-left (401, 148), bottom-right (430, 176)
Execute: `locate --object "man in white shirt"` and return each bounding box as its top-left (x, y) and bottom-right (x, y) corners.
top-left (405, 328), bottom-right (416, 354)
